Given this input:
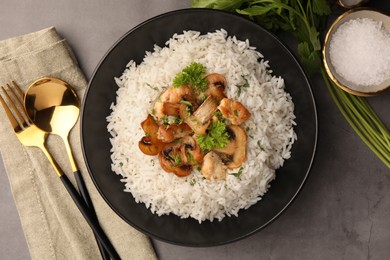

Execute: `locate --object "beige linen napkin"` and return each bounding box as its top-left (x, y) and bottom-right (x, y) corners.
top-left (0, 27), bottom-right (157, 260)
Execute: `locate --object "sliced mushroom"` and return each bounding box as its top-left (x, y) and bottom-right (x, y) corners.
top-left (138, 114), bottom-right (164, 155)
top-left (204, 73), bottom-right (227, 103)
top-left (158, 143), bottom-right (192, 177)
top-left (138, 136), bottom-right (163, 156)
top-left (218, 98), bottom-right (251, 125)
top-left (213, 125), bottom-right (247, 169)
top-left (205, 86), bottom-right (227, 103)
top-left (201, 151), bottom-right (227, 180)
top-left (193, 95), bottom-right (218, 124)
top-left (180, 95), bottom-right (218, 135)
top-left (205, 73), bottom-right (226, 88)
top-left (179, 136), bottom-right (204, 166)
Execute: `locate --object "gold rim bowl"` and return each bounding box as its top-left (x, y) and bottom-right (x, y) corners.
top-left (323, 8), bottom-right (390, 97)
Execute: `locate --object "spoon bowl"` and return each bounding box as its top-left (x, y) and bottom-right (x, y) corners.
top-left (25, 77), bottom-right (79, 138)
top-left (24, 77), bottom-right (111, 259)
top-left (25, 77), bottom-right (80, 171)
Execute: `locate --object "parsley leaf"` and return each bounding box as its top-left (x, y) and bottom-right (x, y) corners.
top-left (192, 0), bottom-right (246, 11)
top-left (312, 0), bottom-right (331, 16)
top-left (173, 62), bottom-right (208, 92)
top-left (196, 120), bottom-right (230, 151)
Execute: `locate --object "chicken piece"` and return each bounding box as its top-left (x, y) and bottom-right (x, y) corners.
top-left (217, 98), bottom-right (251, 125)
top-left (154, 85), bottom-right (192, 120)
top-left (156, 123), bottom-right (192, 143)
top-left (201, 151), bottom-right (227, 180)
top-left (162, 102), bottom-right (180, 116)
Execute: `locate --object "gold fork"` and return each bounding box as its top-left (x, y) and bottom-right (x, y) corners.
top-left (0, 82), bottom-right (64, 176)
top-left (0, 82), bottom-right (120, 260)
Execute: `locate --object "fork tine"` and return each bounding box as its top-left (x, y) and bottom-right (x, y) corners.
top-left (1, 85), bottom-right (29, 128)
top-left (7, 83), bottom-right (31, 125)
top-left (12, 81), bottom-right (25, 100)
top-left (0, 90), bottom-right (21, 131)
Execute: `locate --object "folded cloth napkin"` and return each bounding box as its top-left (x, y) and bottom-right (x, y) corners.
top-left (0, 27), bottom-right (157, 260)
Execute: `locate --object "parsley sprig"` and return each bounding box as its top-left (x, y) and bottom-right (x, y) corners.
top-left (173, 62), bottom-right (209, 92)
top-left (192, 0), bottom-right (390, 168)
top-left (196, 120), bottom-right (230, 151)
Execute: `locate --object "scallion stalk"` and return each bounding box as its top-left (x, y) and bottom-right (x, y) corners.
top-left (321, 68), bottom-right (390, 168)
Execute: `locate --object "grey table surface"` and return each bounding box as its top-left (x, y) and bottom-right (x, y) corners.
top-left (1, 1), bottom-right (389, 259)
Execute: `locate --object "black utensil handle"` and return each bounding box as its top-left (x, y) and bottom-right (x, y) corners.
top-left (60, 174), bottom-right (121, 260)
top-left (74, 170), bottom-right (110, 260)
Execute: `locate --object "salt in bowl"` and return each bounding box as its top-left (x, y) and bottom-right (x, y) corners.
top-left (323, 8), bottom-right (390, 96)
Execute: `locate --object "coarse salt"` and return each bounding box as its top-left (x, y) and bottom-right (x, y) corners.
top-left (329, 18), bottom-right (390, 89)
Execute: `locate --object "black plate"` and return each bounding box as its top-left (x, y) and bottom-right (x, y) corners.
top-left (81, 8), bottom-right (317, 247)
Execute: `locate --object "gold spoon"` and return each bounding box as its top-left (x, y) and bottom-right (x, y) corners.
top-left (24, 77), bottom-right (112, 260)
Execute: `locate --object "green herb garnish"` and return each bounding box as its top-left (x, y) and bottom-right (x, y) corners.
top-left (146, 83), bottom-right (158, 91)
top-left (257, 140), bottom-right (264, 151)
top-left (196, 120), bottom-right (230, 151)
top-left (231, 167), bottom-right (243, 178)
top-left (173, 62), bottom-right (208, 92)
top-left (179, 100), bottom-right (193, 106)
top-left (172, 116), bottom-right (184, 125)
top-left (161, 115), bottom-right (169, 124)
top-left (172, 154), bottom-right (181, 166)
top-left (192, 0), bottom-right (390, 168)
top-left (236, 76), bottom-right (250, 97)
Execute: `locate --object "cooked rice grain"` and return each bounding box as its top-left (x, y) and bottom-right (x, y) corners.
top-left (107, 29), bottom-right (296, 223)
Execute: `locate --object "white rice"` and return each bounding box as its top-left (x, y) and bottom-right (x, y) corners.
top-left (107, 29), bottom-right (296, 223)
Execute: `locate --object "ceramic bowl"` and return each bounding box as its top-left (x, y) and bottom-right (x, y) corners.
top-left (323, 8), bottom-right (390, 96)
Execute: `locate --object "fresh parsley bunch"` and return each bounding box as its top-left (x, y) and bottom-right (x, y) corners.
top-left (192, 0), bottom-right (390, 168)
top-left (197, 120), bottom-right (230, 151)
top-left (193, 0), bottom-right (330, 75)
top-left (173, 62), bottom-right (209, 92)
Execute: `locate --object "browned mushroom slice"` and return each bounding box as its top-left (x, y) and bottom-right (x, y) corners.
top-left (138, 114), bottom-right (164, 155)
top-left (183, 116), bottom-right (210, 136)
top-left (205, 85), bottom-right (227, 103)
top-left (201, 151), bottom-right (227, 180)
top-left (180, 95), bottom-right (218, 135)
top-left (138, 136), bottom-right (163, 156)
top-left (218, 98), bottom-right (251, 125)
top-left (204, 73), bottom-right (227, 103)
top-left (193, 95), bottom-right (218, 123)
top-left (205, 73), bottom-right (226, 88)
top-left (213, 125), bottom-right (247, 169)
top-left (158, 143), bottom-right (192, 177)
top-left (179, 136), bottom-right (204, 166)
